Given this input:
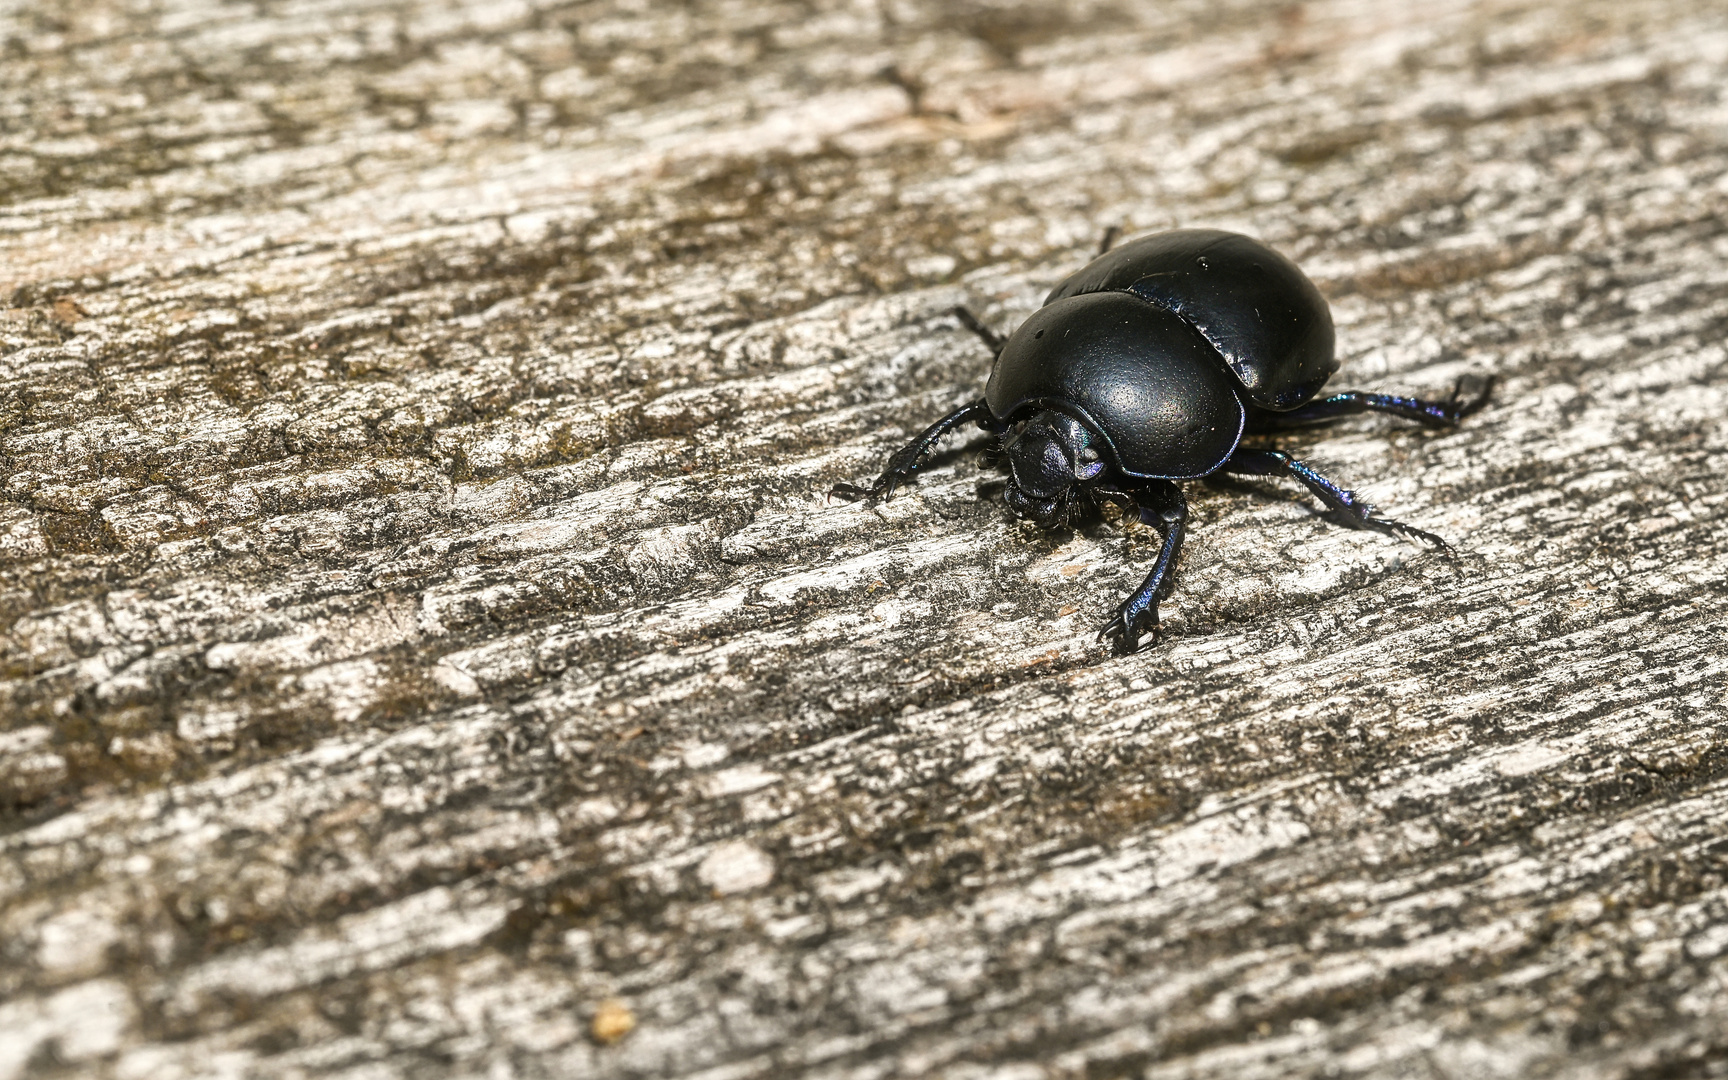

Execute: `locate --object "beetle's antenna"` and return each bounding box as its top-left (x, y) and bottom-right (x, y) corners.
top-left (952, 306), bottom-right (1005, 356)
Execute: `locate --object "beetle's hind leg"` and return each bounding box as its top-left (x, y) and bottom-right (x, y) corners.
top-left (1247, 376), bottom-right (1495, 431)
top-left (1097, 480), bottom-right (1189, 653)
top-left (830, 398), bottom-right (1001, 503)
top-left (1222, 449), bottom-right (1446, 547)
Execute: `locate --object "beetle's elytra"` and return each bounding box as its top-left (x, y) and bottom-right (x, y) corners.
top-left (832, 228), bottom-right (1492, 652)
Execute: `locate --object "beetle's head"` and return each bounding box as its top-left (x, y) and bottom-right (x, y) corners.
top-left (1002, 409), bottom-right (1107, 527)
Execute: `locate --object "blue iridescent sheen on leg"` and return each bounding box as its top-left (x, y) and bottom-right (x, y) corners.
top-left (1099, 480), bottom-right (1188, 652)
top-left (1247, 377), bottom-right (1494, 431)
top-left (1223, 449), bottom-right (1445, 547)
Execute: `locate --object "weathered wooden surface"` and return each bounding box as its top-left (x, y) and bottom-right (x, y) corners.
top-left (2, 0), bottom-right (1727, 1076)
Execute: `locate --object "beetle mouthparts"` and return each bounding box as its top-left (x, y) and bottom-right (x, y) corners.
top-left (1005, 484), bottom-right (1066, 526)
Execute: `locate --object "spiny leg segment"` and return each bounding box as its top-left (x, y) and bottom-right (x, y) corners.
top-left (1097, 480), bottom-right (1188, 652)
top-left (830, 398), bottom-right (1000, 502)
top-left (1221, 448), bottom-right (1446, 546)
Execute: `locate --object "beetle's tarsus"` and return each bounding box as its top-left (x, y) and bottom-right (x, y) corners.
top-left (1445, 375), bottom-right (1496, 422)
top-left (830, 398), bottom-right (997, 505)
top-left (1361, 514), bottom-right (1448, 548)
top-left (1098, 602), bottom-right (1161, 653)
top-left (829, 472), bottom-right (906, 503)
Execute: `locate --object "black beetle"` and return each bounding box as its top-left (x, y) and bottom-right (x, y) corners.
top-left (832, 228), bottom-right (1491, 652)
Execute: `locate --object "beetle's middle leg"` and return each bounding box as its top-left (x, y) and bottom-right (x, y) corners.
top-left (1247, 377), bottom-right (1494, 431)
top-left (1097, 480), bottom-right (1188, 653)
top-left (831, 398), bottom-right (1001, 502)
top-left (1222, 449), bottom-right (1446, 547)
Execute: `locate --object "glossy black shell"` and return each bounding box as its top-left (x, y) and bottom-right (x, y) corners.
top-left (985, 229), bottom-right (1337, 479)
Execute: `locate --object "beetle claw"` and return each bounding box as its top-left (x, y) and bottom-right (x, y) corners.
top-left (1097, 603), bottom-right (1161, 654)
top-left (829, 469), bottom-right (915, 504)
top-left (1444, 375), bottom-right (1496, 422)
top-left (1377, 517), bottom-right (1448, 548)
top-left (1332, 506), bottom-right (1449, 549)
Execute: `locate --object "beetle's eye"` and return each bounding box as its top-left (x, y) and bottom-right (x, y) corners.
top-left (1077, 448), bottom-right (1099, 465)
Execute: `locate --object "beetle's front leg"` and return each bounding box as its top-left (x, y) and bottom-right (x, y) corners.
top-left (830, 398), bottom-right (999, 502)
top-left (1098, 480), bottom-right (1189, 653)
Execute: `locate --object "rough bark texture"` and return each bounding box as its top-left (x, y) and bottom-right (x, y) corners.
top-left (2, 1), bottom-right (1727, 1077)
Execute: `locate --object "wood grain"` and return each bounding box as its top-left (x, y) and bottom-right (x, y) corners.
top-left (2, 1), bottom-right (1726, 1077)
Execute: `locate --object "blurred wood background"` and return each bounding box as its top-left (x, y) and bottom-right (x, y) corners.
top-left (2, 1), bottom-right (1727, 1077)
